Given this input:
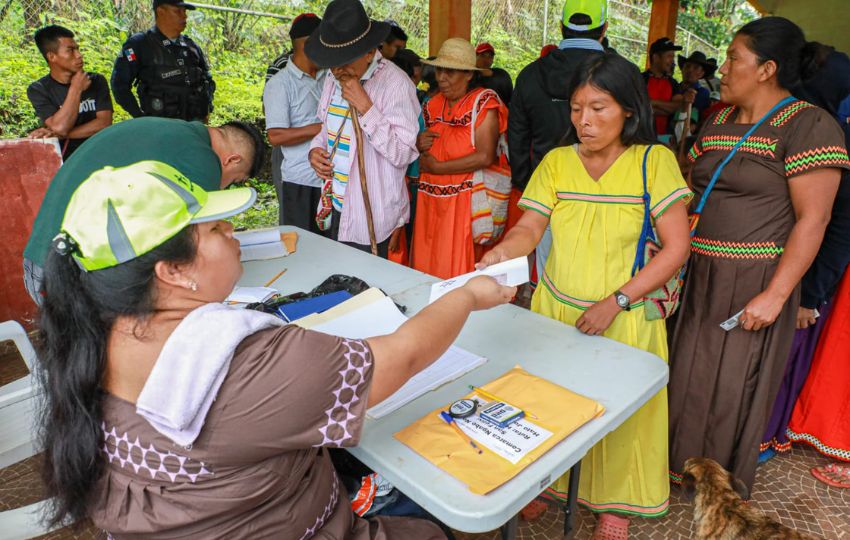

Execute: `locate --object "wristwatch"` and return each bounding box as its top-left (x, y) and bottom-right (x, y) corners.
top-left (613, 290), bottom-right (631, 311)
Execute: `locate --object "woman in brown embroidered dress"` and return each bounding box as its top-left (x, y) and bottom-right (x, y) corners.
top-left (668, 17), bottom-right (849, 491)
top-left (36, 160), bottom-right (515, 538)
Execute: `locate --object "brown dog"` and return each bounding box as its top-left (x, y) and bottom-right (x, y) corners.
top-left (682, 457), bottom-right (822, 540)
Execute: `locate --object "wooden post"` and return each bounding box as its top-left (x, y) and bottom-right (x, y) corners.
top-left (428, 0), bottom-right (471, 56)
top-left (646, 0), bottom-right (680, 68)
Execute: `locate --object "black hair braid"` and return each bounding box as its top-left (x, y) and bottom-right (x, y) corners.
top-left (37, 226), bottom-right (197, 527)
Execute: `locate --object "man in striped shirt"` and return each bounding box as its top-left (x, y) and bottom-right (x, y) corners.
top-left (306, 0), bottom-right (420, 258)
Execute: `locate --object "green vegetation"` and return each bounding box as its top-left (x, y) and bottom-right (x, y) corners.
top-left (1, 0), bottom-right (756, 230)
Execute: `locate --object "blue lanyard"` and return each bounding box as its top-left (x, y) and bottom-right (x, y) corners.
top-left (693, 96), bottom-right (796, 220)
top-left (631, 95), bottom-right (795, 277)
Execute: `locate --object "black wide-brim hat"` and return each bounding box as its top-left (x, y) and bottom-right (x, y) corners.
top-left (678, 51), bottom-right (716, 76)
top-left (305, 0), bottom-right (391, 69)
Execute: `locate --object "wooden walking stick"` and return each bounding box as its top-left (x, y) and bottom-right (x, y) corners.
top-left (678, 102), bottom-right (693, 161)
top-left (351, 111), bottom-right (378, 256)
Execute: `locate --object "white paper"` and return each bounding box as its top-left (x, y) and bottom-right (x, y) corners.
top-left (239, 241), bottom-right (289, 262)
top-left (368, 346), bottom-right (486, 418)
top-left (311, 296), bottom-right (488, 418)
top-left (225, 286), bottom-right (278, 304)
top-left (234, 229), bottom-right (289, 261)
top-left (455, 413), bottom-right (553, 464)
top-left (235, 228), bottom-right (281, 246)
top-left (429, 257), bottom-right (529, 303)
top-left (311, 296), bottom-right (408, 338)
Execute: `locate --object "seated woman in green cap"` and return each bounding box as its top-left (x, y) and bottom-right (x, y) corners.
top-left (37, 160), bottom-right (515, 538)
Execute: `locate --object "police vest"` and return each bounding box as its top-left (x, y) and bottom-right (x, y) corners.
top-left (136, 30), bottom-right (210, 121)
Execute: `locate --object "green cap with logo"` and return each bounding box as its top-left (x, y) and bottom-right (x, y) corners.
top-left (562, 0), bottom-right (608, 31)
top-left (58, 160), bottom-right (256, 272)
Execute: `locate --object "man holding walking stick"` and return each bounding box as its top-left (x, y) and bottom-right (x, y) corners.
top-left (307, 0), bottom-right (420, 258)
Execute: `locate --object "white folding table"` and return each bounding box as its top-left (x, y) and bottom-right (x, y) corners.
top-left (239, 228), bottom-right (668, 538)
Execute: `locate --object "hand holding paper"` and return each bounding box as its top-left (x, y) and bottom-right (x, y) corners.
top-left (429, 257), bottom-right (529, 304)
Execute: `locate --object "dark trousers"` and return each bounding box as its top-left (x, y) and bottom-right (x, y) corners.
top-left (271, 146), bottom-right (285, 225)
top-left (281, 181), bottom-right (329, 237)
top-left (330, 209), bottom-right (390, 259)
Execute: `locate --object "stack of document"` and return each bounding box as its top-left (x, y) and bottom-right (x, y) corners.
top-left (234, 228), bottom-right (289, 261)
top-left (303, 289), bottom-right (487, 419)
top-left (225, 286), bottom-right (278, 304)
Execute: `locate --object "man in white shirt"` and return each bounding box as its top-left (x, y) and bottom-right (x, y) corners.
top-left (263, 13), bottom-right (327, 232)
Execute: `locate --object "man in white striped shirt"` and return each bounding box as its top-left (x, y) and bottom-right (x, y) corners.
top-left (306, 0), bottom-right (419, 258)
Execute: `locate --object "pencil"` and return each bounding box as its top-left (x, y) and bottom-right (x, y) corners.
top-left (440, 412), bottom-right (483, 454)
top-left (264, 268), bottom-right (288, 287)
top-left (468, 385), bottom-right (540, 420)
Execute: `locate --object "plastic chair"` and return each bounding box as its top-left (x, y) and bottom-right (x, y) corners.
top-left (0, 321), bottom-right (59, 539)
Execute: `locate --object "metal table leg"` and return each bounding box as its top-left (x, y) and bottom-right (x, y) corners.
top-left (563, 461), bottom-right (582, 538)
top-left (500, 514), bottom-right (519, 540)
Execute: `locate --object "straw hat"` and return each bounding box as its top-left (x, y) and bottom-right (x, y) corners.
top-left (421, 38), bottom-right (482, 71)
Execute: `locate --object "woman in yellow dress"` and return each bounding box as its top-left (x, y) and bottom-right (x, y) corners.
top-left (480, 53), bottom-right (692, 538)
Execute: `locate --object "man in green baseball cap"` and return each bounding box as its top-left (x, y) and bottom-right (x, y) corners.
top-left (57, 160), bottom-right (255, 272)
top-left (510, 0), bottom-right (608, 195)
top-left (562, 0), bottom-right (608, 33)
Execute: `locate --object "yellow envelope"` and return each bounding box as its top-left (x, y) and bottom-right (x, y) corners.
top-left (394, 365), bottom-right (605, 494)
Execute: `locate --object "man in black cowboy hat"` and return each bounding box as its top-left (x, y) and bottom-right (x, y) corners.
top-left (111, 0), bottom-right (214, 122)
top-left (306, 0), bottom-right (420, 259)
top-left (643, 37), bottom-right (695, 137)
top-left (678, 50), bottom-right (713, 116)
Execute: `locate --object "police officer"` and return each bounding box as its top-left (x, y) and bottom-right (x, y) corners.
top-left (111, 0), bottom-right (214, 121)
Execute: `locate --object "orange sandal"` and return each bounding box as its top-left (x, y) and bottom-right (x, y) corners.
top-left (519, 498), bottom-right (549, 521)
top-left (811, 463), bottom-right (850, 488)
top-left (592, 513), bottom-right (630, 540)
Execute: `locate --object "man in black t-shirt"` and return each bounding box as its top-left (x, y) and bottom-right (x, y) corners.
top-left (26, 25), bottom-right (113, 158)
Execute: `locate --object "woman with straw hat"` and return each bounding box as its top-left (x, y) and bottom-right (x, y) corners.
top-left (412, 38), bottom-right (510, 279)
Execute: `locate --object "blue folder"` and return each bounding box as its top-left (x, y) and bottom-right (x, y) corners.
top-left (275, 290), bottom-right (353, 322)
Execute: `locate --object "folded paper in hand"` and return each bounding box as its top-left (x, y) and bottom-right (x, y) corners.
top-left (429, 256), bottom-right (529, 303)
top-left (310, 294), bottom-right (487, 418)
top-left (235, 228), bottom-right (289, 261)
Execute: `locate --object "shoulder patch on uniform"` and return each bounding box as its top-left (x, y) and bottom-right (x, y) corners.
top-left (125, 48), bottom-right (136, 62)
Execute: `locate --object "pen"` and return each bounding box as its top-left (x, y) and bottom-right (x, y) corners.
top-left (440, 411), bottom-right (483, 454)
top-left (468, 385), bottom-right (539, 420)
top-left (264, 268), bottom-right (288, 287)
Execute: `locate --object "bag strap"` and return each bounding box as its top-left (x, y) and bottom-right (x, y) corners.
top-left (690, 96), bottom-right (796, 236)
top-left (469, 89), bottom-right (508, 160)
top-left (631, 145), bottom-right (656, 276)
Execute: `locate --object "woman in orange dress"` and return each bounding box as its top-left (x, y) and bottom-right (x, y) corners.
top-left (412, 38), bottom-right (509, 279)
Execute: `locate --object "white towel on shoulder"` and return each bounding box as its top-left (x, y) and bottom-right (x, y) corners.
top-left (136, 303), bottom-right (284, 446)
